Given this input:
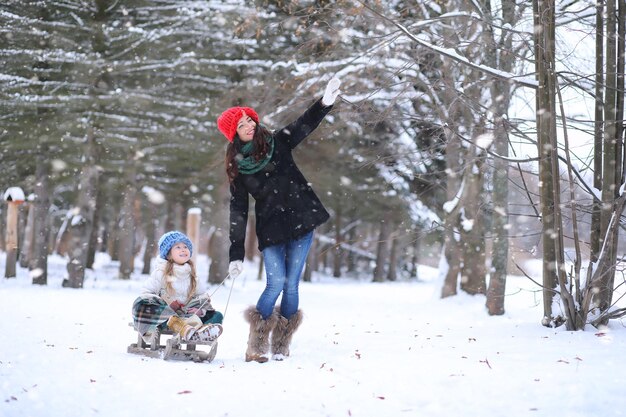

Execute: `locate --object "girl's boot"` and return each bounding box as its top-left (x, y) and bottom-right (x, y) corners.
top-left (244, 306), bottom-right (278, 363)
top-left (270, 309), bottom-right (303, 360)
top-left (191, 323), bottom-right (223, 342)
top-left (167, 315), bottom-right (197, 341)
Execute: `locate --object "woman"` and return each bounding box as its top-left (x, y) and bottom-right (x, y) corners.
top-left (217, 77), bottom-right (341, 363)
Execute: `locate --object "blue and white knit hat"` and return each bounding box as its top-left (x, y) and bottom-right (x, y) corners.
top-left (158, 231), bottom-right (193, 260)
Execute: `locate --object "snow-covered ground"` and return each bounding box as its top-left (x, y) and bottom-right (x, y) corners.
top-left (1, 252), bottom-right (625, 417)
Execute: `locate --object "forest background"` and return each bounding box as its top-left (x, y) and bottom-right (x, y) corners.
top-left (1, 0), bottom-right (625, 331)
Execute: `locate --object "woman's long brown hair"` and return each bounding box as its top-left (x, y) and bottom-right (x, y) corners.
top-left (225, 124), bottom-right (272, 183)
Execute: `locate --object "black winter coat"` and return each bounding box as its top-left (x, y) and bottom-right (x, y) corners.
top-left (229, 98), bottom-right (332, 262)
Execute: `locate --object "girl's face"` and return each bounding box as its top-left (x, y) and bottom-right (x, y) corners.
top-left (236, 111), bottom-right (256, 142)
top-left (169, 242), bottom-right (190, 265)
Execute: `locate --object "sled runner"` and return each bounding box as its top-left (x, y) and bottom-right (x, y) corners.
top-left (127, 323), bottom-right (218, 362)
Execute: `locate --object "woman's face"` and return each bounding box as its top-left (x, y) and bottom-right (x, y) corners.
top-left (236, 112), bottom-right (256, 142)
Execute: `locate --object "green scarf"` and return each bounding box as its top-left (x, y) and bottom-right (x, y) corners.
top-left (237, 135), bottom-right (275, 175)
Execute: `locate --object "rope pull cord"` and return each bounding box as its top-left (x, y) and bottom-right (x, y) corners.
top-left (194, 273), bottom-right (237, 321)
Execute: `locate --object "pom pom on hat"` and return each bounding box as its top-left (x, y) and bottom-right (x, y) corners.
top-left (158, 231), bottom-right (193, 260)
top-left (217, 106), bottom-right (259, 142)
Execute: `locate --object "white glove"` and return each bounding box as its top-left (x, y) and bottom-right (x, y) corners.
top-left (228, 260), bottom-right (243, 278)
top-left (322, 77), bottom-right (341, 106)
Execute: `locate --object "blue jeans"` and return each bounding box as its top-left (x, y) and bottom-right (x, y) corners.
top-left (257, 231), bottom-right (314, 320)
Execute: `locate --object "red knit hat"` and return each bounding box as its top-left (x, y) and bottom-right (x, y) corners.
top-left (217, 106), bottom-right (260, 142)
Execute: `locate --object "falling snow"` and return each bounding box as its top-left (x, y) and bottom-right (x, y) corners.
top-left (1, 253), bottom-right (625, 417)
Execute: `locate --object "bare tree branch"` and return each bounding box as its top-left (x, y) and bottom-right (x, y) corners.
top-left (355, 0), bottom-right (539, 89)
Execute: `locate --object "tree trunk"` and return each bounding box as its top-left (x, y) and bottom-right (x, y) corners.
top-left (63, 130), bottom-right (100, 288)
top-left (318, 222), bottom-right (330, 272)
top-left (594, 0), bottom-right (623, 320)
top-left (372, 214), bottom-right (391, 282)
top-left (598, 0), bottom-right (618, 289)
top-left (410, 232), bottom-right (420, 280)
top-left (618, 0), bottom-right (625, 176)
top-left (86, 178), bottom-right (105, 270)
top-left (141, 202), bottom-right (158, 275)
top-left (538, 0), bottom-right (577, 329)
top-left (590, 0), bottom-right (605, 262)
top-left (441, 122), bottom-right (463, 298)
top-left (333, 199), bottom-right (343, 278)
top-left (486, 112), bottom-right (510, 314)
top-left (30, 149), bottom-right (51, 285)
top-left (165, 200), bottom-right (176, 232)
top-left (485, 0), bottom-right (516, 315)
top-left (346, 214), bottom-right (357, 273)
top-left (118, 163), bottom-right (137, 279)
top-left (0, 207), bottom-right (4, 252)
top-left (173, 202), bottom-right (184, 231)
top-left (534, 0), bottom-right (560, 325)
top-left (582, 194), bottom-right (626, 326)
top-left (208, 181), bottom-right (229, 284)
top-left (386, 228), bottom-right (398, 282)
top-left (132, 196), bottom-right (144, 260)
top-left (460, 158), bottom-right (486, 295)
top-left (107, 215), bottom-right (120, 261)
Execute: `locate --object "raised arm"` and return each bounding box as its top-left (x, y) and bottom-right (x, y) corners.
top-left (277, 77), bottom-right (341, 149)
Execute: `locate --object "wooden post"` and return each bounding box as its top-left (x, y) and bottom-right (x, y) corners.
top-left (5, 202), bottom-right (18, 278)
top-left (4, 187), bottom-right (25, 279)
top-left (186, 208), bottom-right (201, 265)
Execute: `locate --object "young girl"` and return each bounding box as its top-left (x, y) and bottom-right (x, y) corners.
top-left (132, 231), bottom-right (223, 344)
top-left (216, 77), bottom-right (341, 362)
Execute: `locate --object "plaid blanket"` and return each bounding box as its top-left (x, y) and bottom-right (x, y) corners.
top-left (132, 293), bottom-right (214, 336)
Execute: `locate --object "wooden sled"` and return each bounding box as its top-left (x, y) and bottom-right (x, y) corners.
top-left (127, 325), bottom-right (218, 362)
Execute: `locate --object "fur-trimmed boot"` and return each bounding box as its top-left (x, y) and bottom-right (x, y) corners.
top-left (271, 309), bottom-right (303, 361)
top-left (244, 306), bottom-right (278, 363)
